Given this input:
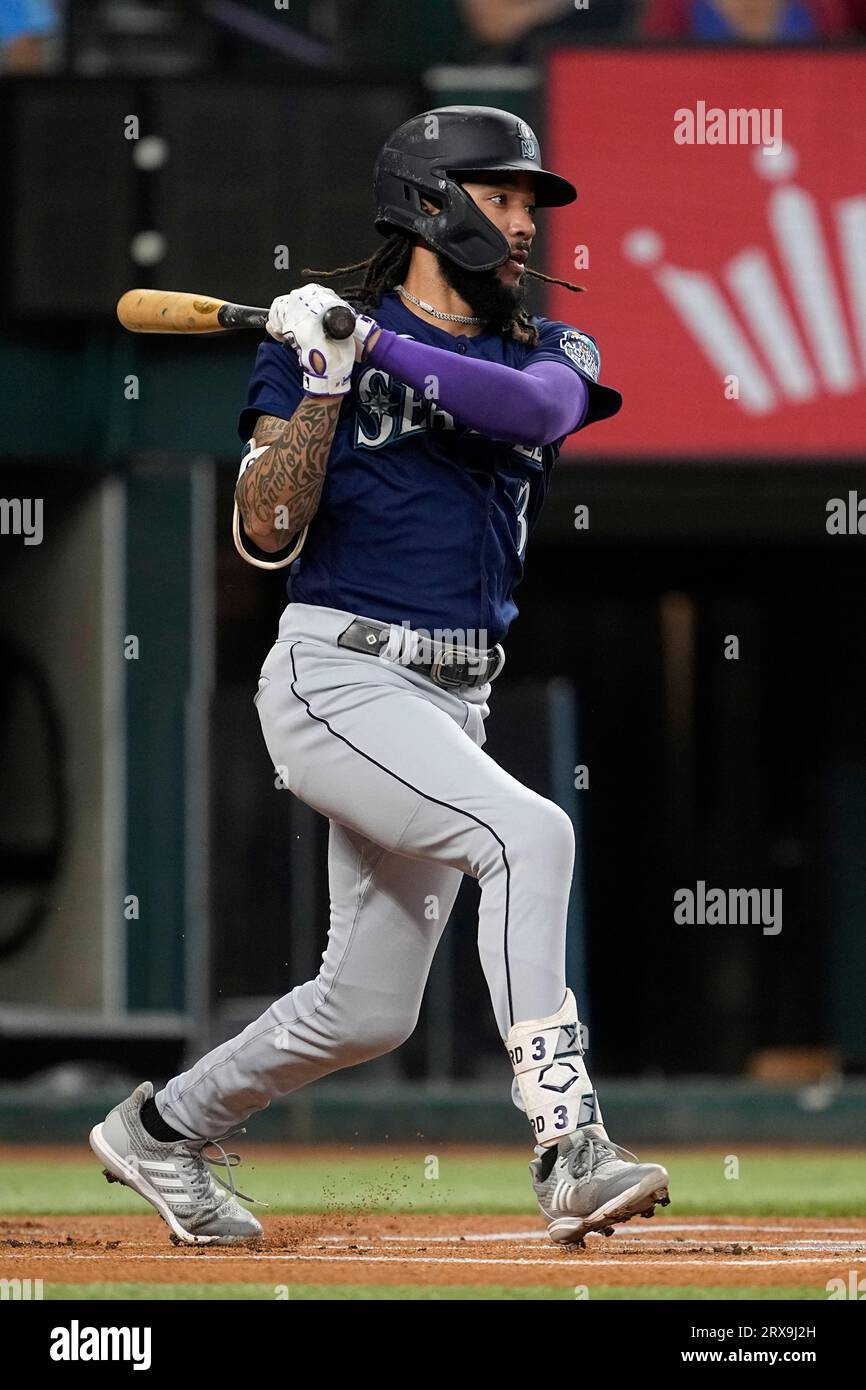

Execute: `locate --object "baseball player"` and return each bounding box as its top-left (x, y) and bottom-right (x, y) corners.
top-left (90, 107), bottom-right (670, 1248)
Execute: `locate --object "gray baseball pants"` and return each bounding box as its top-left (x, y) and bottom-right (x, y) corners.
top-left (157, 602), bottom-right (574, 1139)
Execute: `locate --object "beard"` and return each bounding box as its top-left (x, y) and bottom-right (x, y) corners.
top-left (434, 249), bottom-right (528, 332)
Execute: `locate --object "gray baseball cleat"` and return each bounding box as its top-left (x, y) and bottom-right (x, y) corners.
top-left (89, 1081), bottom-right (265, 1246)
top-left (530, 1123), bottom-right (670, 1246)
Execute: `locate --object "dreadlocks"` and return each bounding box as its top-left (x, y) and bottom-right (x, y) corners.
top-left (302, 233), bottom-right (584, 349)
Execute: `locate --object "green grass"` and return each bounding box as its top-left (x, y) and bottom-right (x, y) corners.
top-left (40, 1283), bottom-right (830, 1301)
top-left (3, 1147), bottom-right (862, 1302)
top-left (2, 1149), bottom-right (865, 1218)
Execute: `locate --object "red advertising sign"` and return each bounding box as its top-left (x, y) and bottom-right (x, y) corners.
top-left (545, 51), bottom-right (866, 458)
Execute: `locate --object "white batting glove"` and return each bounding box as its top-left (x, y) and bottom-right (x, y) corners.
top-left (266, 284), bottom-right (355, 396)
top-left (352, 311), bottom-right (380, 363)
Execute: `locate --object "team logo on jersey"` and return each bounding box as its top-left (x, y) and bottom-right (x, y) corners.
top-left (559, 331), bottom-right (600, 382)
top-left (517, 120), bottom-right (536, 160)
top-left (354, 362), bottom-right (545, 465)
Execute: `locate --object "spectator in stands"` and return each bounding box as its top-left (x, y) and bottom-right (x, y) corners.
top-left (461, 0), bottom-right (630, 60)
top-left (641, 0), bottom-right (852, 40)
top-left (0, 0), bottom-right (58, 72)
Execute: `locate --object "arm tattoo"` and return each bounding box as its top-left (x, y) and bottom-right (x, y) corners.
top-left (235, 396), bottom-right (342, 544)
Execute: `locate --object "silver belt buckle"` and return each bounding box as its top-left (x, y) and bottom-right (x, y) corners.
top-left (488, 643), bottom-right (505, 682)
top-left (429, 645), bottom-right (473, 690)
top-left (429, 644), bottom-right (495, 690)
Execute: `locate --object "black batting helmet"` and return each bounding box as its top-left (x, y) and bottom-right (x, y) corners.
top-left (373, 106), bottom-right (577, 273)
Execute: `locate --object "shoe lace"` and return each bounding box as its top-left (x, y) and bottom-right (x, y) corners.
top-left (180, 1129), bottom-right (268, 1208)
top-left (564, 1132), bottom-right (638, 1180)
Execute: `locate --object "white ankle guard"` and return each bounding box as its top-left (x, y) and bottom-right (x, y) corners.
top-left (506, 990), bottom-right (600, 1147)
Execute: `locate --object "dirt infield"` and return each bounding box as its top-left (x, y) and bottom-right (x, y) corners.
top-left (3, 1213), bottom-right (865, 1290)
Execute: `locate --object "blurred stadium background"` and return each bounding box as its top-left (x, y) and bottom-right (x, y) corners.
top-left (2, 0), bottom-right (866, 1167)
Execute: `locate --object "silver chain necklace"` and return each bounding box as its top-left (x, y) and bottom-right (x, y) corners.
top-left (395, 284), bottom-right (483, 325)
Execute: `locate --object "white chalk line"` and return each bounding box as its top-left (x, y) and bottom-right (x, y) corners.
top-left (326, 1251), bottom-right (866, 1262)
top-left (4, 1252), bottom-right (864, 1269)
top-left (321, 1228), bottom-right (866, 1248)
top-left (327, 1241), bottom-right (866, 1255)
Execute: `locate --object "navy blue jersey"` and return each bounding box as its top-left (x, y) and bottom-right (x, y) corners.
top-left (237, 290), bottom-right (621, 646)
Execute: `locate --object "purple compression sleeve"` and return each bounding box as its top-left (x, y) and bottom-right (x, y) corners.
top-left (365, 328), bottom-right (589, 447)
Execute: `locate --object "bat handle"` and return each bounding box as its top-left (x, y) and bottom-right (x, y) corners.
top-left (321, 304), bottom-right (356, 340)
top-left (218, 304), bottom-right (268, 329)
top-left (218, 302), bottom-right (356, 338)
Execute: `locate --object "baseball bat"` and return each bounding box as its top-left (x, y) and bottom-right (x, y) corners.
top-left (116, 288), bottom-right (356, 339)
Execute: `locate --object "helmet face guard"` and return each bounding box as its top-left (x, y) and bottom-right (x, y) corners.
top-left (373, 106), bottom-right (577, 273)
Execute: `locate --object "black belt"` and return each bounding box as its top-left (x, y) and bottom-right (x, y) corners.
top-left (336, 618), bottom-right (505, 691)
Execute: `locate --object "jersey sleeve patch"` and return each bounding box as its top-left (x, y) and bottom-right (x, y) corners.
top-left (527, 320), bottom-right (622, 428)
top-left (557, 331), bottom-right (600, 382)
